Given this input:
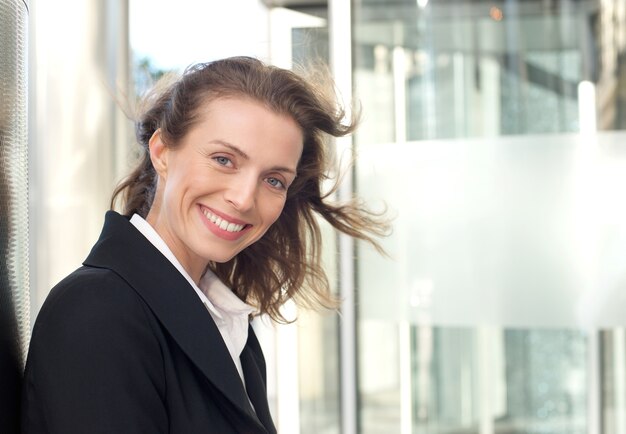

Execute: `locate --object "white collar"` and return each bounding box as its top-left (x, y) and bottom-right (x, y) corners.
top-left (129, 213), bottom-right (222, 318)
top-left (129, 214), bottom-right (256, 379)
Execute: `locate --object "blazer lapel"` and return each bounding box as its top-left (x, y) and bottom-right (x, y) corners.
top-left (241, 327), bottom-right (277, 434)
top-left (83, 211), bottom-right (266, 431)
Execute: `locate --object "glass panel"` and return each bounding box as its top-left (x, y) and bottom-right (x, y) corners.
top-left (298, 220), bottom-right (341, 434)
top-left (354, 0), bottom-right (626, 146)
top-left (298, 308), bottom-right (341, 434)
top-left (353, 0), bottom-right (626, 433)
top-left (289, 14), bottom-right (342, 434)
top-left (359, 323), bottom-right (588, 434)
top-left (356, 133), bottom-right (626, 328)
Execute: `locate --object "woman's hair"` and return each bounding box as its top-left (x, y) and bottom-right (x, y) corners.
top-left (112, 56), bottom-right (389, 322)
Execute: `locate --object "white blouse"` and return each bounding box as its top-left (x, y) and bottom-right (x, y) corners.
top-left (130, 214), bottom-right (255, 383)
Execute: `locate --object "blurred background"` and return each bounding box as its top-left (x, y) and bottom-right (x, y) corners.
top-left (4, 0), bottom-right (626, 433)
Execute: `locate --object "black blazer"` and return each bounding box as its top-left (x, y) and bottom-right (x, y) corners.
top-left (21, 211), bottom-right (276, 434)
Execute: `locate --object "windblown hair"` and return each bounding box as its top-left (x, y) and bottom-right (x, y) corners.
top-left (112, 56), bottom-right (389, 322)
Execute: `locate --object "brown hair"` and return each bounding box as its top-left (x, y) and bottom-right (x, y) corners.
top-left (112, 56), bottom-right (388, 321)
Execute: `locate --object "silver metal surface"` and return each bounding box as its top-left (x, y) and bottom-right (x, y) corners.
top-left (0, 0), bottom-right (30, 366)
top-left (0, 0), bottom-right (30, 431)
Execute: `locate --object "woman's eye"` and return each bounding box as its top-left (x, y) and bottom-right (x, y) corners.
top-left (214, 156), bottom-right (232, 167)
top-left (266, 177), bottom-right (285, 189)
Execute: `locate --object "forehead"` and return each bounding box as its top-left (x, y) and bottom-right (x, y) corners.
top-left (189, 97), bottom-right (304, 161)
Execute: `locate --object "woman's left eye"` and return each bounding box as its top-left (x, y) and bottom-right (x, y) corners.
top-left (266, 177), bottom-right (285, 189)
top-left (213, 156), bottom-right (232, 167)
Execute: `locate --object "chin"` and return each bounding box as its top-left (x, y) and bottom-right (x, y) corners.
top-left (206, 251), bottom-right (239, 264)
top-left (211, 257), bottom-right (235, 264)
top-left (201, 240), bottom-right (254, 265)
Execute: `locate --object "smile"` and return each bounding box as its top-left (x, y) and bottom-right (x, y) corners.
top-left (202, 208), bottom-right (247, 233)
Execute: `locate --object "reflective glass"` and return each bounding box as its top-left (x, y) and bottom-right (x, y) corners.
top-left (291, 18), bottom-right (342, 434)
top-left (354, 0), bottom-right (626, 433)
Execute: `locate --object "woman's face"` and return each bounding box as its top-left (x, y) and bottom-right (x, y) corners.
top-left (147, 97), bottom-right (303, 280)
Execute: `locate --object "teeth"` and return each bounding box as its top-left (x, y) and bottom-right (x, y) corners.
top-left (202, 209), bottom-right (245, 233)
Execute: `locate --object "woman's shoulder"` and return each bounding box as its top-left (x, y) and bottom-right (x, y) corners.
top-left (32, 266), bottom-right (156, 345)
top-left (43, 266), bottom-right (138, 313)
top-left (23, 266), bottom-right (168, 425)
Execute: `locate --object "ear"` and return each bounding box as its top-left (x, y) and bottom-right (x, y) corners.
top-left (148, 129), bottom-right (169, 179)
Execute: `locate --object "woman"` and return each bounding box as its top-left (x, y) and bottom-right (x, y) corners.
top-left (21, 57), bottom-right (387, 434)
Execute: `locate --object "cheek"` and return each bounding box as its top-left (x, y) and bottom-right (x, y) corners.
top-left (266, 198), bottom-right (287, 223)
top-left (246, 200), bottom-right (288, 247)
top-left (256, 197), bottom-right (287, 234)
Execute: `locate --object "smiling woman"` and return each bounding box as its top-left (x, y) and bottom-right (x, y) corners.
top-left (21, 57), bottom-right (389, 434)
top-left (146, 98), bottom-right (303, 278)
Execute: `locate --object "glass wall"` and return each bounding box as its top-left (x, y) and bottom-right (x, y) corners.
top-left (353, 0), bottom-right (626, 433)
top-left (354, 0), bottom-right (626, 145)
top-left (41, 0), bottom-right (626, 432)
top-left (285, 8), bottom-right (342, 434)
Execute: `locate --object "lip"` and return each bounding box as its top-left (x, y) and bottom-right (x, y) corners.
top-left (202, 205), bottom-right (249, 225)
top-left (198, 205), bottom-right (252, 241)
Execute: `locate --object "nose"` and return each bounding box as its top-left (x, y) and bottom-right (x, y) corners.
top-left (224, 175), bottom-right (257, 212)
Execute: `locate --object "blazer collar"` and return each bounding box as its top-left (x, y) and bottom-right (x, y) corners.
top-left (83, 211), bottom-right (268, 432)
top-left (241, 327), bottom-right (276, 433)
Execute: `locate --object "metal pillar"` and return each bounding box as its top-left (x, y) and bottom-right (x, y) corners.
top-left (0, 0), bottom-right (30, 432)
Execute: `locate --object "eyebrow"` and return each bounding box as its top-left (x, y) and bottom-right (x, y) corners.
top-left (210, 140), bottom-right (298, 175)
